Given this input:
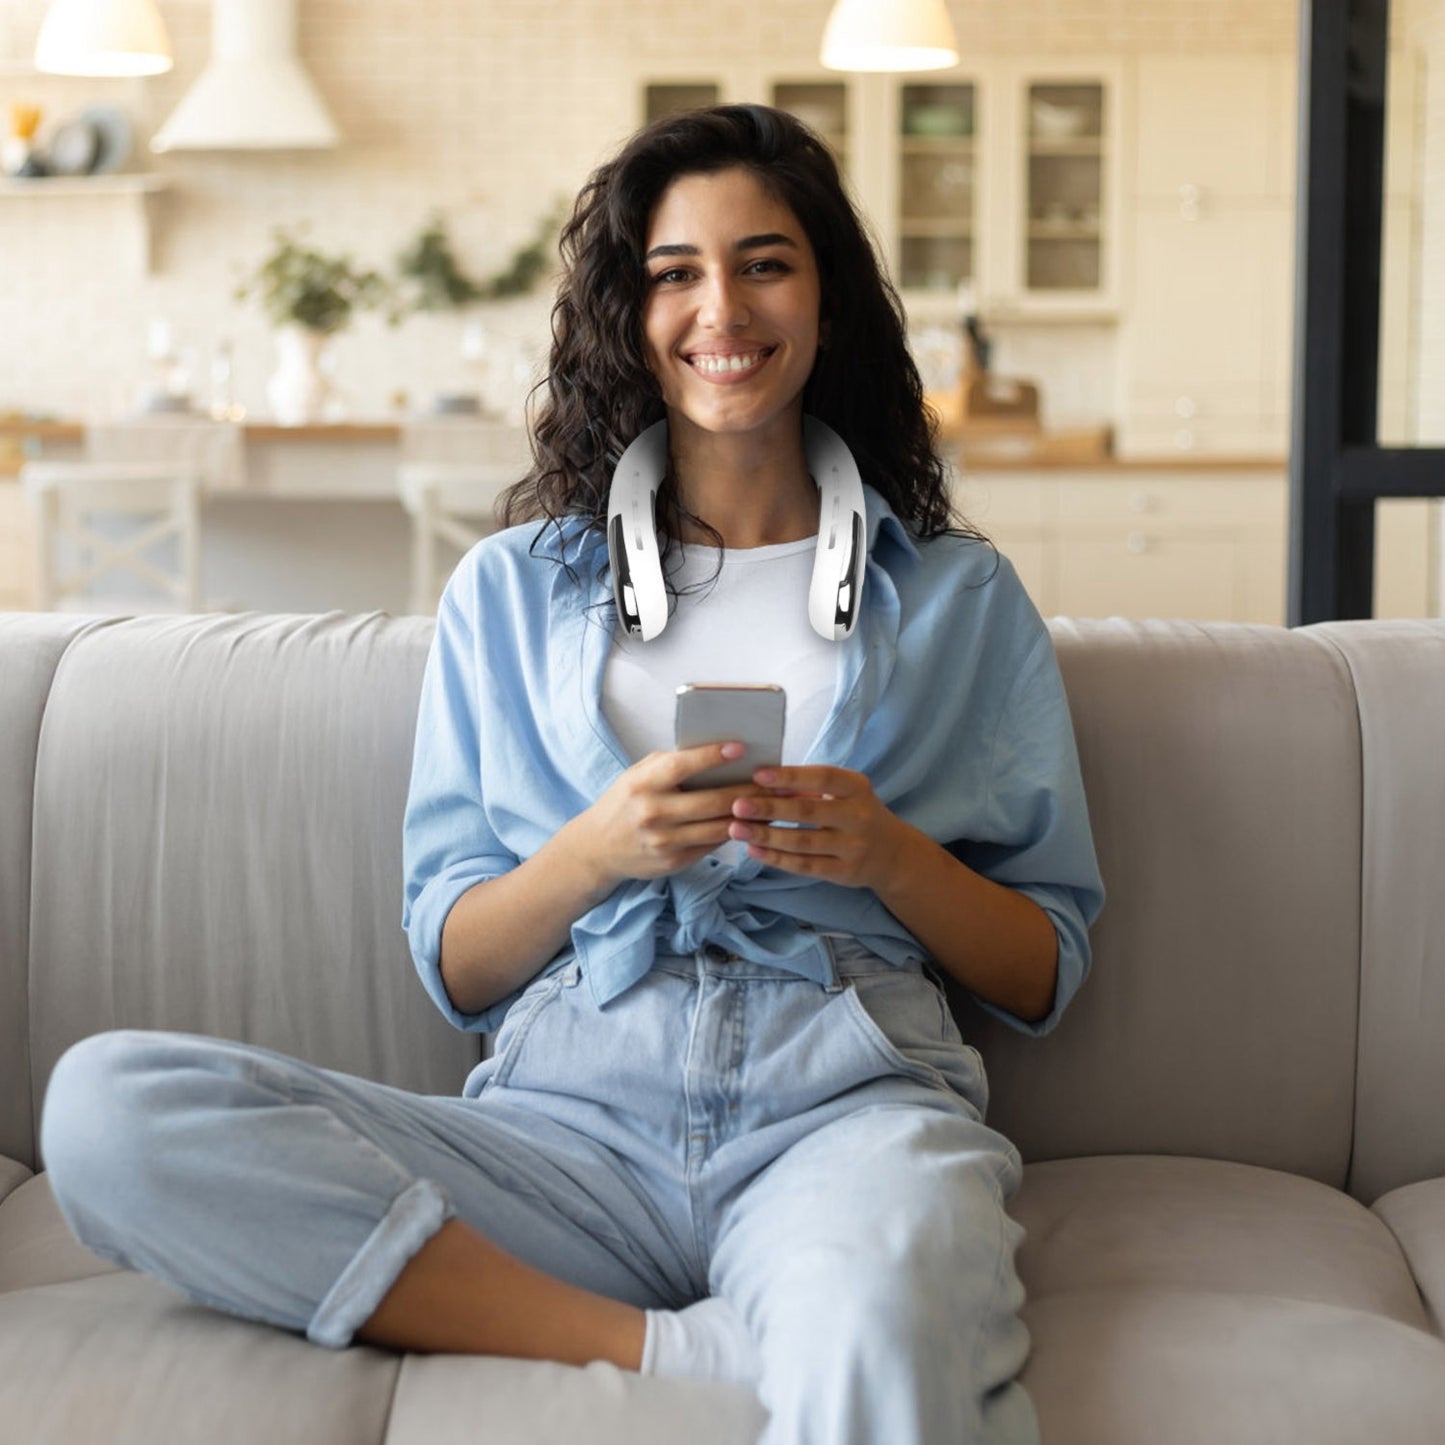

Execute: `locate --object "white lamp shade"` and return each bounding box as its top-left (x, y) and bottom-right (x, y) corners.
top-left (820, 0), bottom-right (959, 73)
top-left (34, 0), bottom-right (172, 77)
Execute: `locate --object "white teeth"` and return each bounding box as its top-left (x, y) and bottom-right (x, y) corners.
top-left (692, 351), bottom-right (765, 374)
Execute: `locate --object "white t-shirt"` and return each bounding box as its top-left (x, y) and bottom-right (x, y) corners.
top-left (602, 534), bottom-right (837, 769)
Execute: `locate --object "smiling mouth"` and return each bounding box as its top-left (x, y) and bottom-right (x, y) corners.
top-left (687, 348), bottom-right (775, 376)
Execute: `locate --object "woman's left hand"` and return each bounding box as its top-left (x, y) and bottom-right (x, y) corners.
top-left (727, 766), bottom-right (909, 891)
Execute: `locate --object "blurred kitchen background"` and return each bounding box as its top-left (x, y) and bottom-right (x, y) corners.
top-left (0, 0), bottom-right (1441, 621)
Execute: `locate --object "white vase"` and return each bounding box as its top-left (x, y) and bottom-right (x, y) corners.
top-left (266, 325), bottom-right (333, 425)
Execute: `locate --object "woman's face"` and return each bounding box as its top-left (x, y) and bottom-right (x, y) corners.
top-left (641, 166), bottom-right (822, 447)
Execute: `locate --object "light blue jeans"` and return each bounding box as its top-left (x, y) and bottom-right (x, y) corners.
top-left (40, 938), bottom-right (1037, 1445)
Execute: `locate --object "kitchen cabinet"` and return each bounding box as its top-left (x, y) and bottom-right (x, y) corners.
top-left (952, 466), bottom-right (1289, 623)
top-left (639, 61), bottom-right (1122, 322)
top-left (880, 62), bottom-right (1123, 321)
top-left (1117, 56), bottom-right (1296, 460)
top-left (951, 464), bottom-right (1435, 623)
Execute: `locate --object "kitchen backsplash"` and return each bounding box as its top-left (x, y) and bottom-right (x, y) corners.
top-left (0, 0), bottom-right (1297, 424)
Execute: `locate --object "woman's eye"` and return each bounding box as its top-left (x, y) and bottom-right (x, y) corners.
top-left (746, 258), bottom-right (789, 276)
top-left (650, 267), bottom-right (692, 286)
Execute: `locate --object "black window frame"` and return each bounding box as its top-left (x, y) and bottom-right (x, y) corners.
top-left (1292, 0), bottom-right (1442, 623)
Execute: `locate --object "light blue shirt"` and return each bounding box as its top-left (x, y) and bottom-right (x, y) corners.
top-left (402, 486), bottom-right (1104, 1037)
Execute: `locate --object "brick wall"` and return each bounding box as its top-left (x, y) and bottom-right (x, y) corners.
top-left (1, 0), bottom-right (1300, 422)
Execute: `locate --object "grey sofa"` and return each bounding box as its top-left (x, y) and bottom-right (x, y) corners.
top-left (3, 608), bottom-right (1444, 1444)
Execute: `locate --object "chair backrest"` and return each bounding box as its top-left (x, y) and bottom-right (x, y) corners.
top-left (398, 421), bottom-right (530, 614)
top-left (86, 418), bottom-right (245, 492)
top-left (20, 461), bottom-right (202, 612)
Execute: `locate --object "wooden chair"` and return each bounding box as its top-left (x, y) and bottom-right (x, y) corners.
top-left (398, 421), bottom-right (530, 616)
top-left (21, 462), bottom-right (203, 613)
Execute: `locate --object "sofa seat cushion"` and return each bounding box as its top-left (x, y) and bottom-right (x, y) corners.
top-left (1374, 1177), bottom-right (1445, 1336)
top-left (1011, 1155), bottom-right (1445, 1445)
top-left (0, 1270), bottom-right (402, 1444)
top-left (1012, 1154), bottom-right (1429, 1326)
top-left (0, 1154), bottom-right (32, 1208)
top-left (2, 1184), bottom-right (766, 1445)
top-left (384, 1355), bottom-right (764, 1445)
top-left (0, 1173), bottom-right (122, 1292)
top-left (1022, 1289), bottom-right (1445, 1445)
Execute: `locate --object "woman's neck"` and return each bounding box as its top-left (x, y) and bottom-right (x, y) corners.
top-left (667, 417), bottom-right (819, 550)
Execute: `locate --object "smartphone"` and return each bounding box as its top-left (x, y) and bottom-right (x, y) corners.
top-left (674, 683), bottom-right (787, 791)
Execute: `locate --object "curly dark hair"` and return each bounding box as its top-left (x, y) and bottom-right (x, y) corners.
top-left (502, 102), bottom-right (980, 557)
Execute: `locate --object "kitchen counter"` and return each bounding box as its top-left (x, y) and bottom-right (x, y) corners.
top-left (1, 416), bottom-right (1283, 476)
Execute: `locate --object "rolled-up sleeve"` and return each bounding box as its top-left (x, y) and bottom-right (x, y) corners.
top-left (402, 590), bottom-right (520, 1032)
top-left (951, 628), bottom-right (1105, 1037)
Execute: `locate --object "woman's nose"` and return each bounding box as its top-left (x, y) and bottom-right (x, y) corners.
top-left (698, 272), bottom-right (749, 331)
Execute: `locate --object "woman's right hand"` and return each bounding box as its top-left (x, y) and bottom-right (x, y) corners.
top-left (568, 742), bottom-right (761, 888)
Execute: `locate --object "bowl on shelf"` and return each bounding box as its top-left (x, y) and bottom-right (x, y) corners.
top-left (904, 104), bottom-right (972, 138)
top-left (1030, 99), bottom-right (1088, 139)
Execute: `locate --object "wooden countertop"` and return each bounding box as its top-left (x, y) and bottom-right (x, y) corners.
top-left (0, 417), bottom-right (1284, 473)
top-left (0, 419), bottom-right (402, 443)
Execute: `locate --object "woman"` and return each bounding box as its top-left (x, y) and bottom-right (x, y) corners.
top-left (41, 105), bottom-right (1102, 1445)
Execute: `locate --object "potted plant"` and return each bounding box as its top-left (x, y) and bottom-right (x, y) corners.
top-left (236, 228), bottom-right (391, 425)
top-left (394, 209), bottom-right (561, 414)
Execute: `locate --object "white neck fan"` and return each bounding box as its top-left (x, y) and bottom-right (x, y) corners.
top-left (607, 415), bottom-right (868, 643)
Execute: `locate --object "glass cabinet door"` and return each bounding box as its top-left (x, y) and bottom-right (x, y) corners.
top-left (1024, 82), bottom-right (1105, 291)
top-left (896, 82), bottom-right (977, 294)
top-left (771, 81), bottom-right (849, 166)
top-left (644, 83), bottom-right (721, 124)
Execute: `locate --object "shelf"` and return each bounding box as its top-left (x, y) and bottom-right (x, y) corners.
top-left (1027, 138), bottom-right (1104, 156)
top-left (901, 219), bottom-right (975, 237)
top-left (900, 136), bottom-right (977, 151)
top-left (0, 173), bottom-right (170, 272)
top-left (1027, 221), bottom-right (1102, 240)
top-left (0, 173), bottom-right (169, 196)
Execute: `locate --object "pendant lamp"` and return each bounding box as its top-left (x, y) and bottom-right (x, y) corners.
top-left (820, 0), bottom-right (959, 73)
top-left (34, 0), bottom-right (172, 77)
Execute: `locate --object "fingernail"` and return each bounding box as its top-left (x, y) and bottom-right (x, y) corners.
top-left (754, 768), bottom-right (777, 784)
top-left (719, 742), bottom-right (746, 759)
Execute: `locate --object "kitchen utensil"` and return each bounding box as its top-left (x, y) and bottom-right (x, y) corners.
top-left (80, 106), bottom-right (133, 174)
top-left (47, 118), bottom-right (99, 176)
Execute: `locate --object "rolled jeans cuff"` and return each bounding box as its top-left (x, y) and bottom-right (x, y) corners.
top-left (307, 1177), bottom-right (454, 1348)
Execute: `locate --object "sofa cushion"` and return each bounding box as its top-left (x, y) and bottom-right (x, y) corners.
top-left (0, 1270), bottom-right (402, 1444)
top-left (957, 621), bottom-right (1361, 1186)
top-left (0, 1155), bottom-right (32, 1208)
top-left (1012, 1155), bottom-right (1429, 1328)
top-left (0, 1173), bottom-right (121, 1293)
top-left (1374, 1177), bottom-right (1445, 1337)
top-left (385, 1355), bottom-right (764, 1445)
top-left (1021, 1289), bottom-right (1445, 1445)
top-left (25, 613), bottom-right (478, 1145)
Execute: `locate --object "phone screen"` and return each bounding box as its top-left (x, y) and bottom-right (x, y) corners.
top-left (674, 683), bottom-right (787, 791)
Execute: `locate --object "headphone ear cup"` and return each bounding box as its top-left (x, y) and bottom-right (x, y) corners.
top-left (607, 420), bottom-right (671, 639)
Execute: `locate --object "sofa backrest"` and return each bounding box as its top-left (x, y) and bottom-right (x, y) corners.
top-left (0, 614), bottom-right (99, 1171)
top-left (8, 611), bottom-right (1442, 1203)
top-left (956, 619), bottom-right (1364, 1193)
top-left (1307, 621), bottom-right (1445, 1201)
top-left (16, 613), bottom-right (476, 1175)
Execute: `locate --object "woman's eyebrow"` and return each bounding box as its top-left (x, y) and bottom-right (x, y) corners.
top-left (644, 233), bottom-right (800, 261)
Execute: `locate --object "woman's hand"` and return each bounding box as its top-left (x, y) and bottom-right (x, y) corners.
top-left (726, 766), bottom-right (909, 891)
top-left (569, 743), bottom-right (765, 888)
